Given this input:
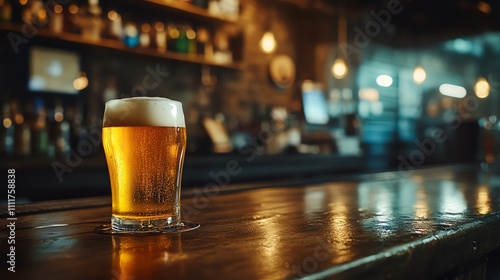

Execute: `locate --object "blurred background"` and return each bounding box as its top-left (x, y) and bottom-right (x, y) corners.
top-left (1, 0), bottom-right (500, 202)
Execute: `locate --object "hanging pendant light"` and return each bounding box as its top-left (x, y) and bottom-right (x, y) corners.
top-left (332, 13), bottom-right (348, 79)
top-left (260, 31), bottom-right (276, 54)
top-left (474, 77), bottom-right (490, 99)
top-left (413, 65), bottom-right (426, 84)
top-left (332, 58), bottom-right (347, 79)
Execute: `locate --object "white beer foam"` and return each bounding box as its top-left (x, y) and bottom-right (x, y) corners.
top-left (103, 97), bottom-right (185, 127)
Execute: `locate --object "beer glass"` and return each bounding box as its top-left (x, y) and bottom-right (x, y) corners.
top-left (95, 97), bottom-right (199, 234)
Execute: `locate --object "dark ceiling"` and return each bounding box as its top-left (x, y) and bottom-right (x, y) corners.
top-left (322, 0), bottom-right (500, 47)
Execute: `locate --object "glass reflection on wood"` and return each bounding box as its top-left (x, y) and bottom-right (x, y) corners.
top-left (111, 235), bottom-right (183, 279)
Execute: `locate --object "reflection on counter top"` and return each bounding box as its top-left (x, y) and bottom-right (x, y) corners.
top-left (2, 164), bottom-right (500, 279)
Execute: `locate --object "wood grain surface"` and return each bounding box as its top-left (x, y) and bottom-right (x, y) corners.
top-left (1, 165), bottom-right (500, 279)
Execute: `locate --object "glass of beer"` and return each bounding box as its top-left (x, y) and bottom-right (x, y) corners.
top-left (95, 97), bottom-right (199, 234)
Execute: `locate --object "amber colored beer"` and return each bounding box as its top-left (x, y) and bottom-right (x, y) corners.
top-left (103, 126), bottom-right (186, 223)
top-left (102, 97), bottom-right (186, 231)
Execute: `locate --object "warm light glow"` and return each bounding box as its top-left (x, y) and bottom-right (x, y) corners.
top-left (107, 10), bottom-right (119, 21)
top-left (197, 28), bottom-right (209, 43)
top-left (155, 22), bottom-right (164, 32)
top-left (413, 66), bottom-right (426, 84)
top-left (54, 4), bottom-right (63, 14)
top-left (37, 9), bottom-right (47, 22)
top-left (68, 4), bottom-right (79, 15)
top-left (73, 73), bottom-right (89, 91)
top-left (331, 58), bottom-right (348, 79)
top-left (358, 88), bottom-right (379, 102)
top-left (474, 77), bottom-right (490, 99)
top-left (141, 23), bottom-right (151, 33)
top-left (376, 75), bottom-right (393, 87)
top-left (19, 0), bottom-right (28, 5)
top-left (415, 187), bottom-right (430, 219)
top-left (54, 112), bottom-right (64, 122)
top-left (186, 28), bottom-right (196, 40)
top-left (14, 113), bottom-right (24, 125)
top-left (439, 84), bottom-right (466, 98)
top-left (441, 97), bottom-right (453, 109)
top-left (169, 28), bottom-right (179, 39)
top-left (3, 118), bottom-right (12, 128)
top-left (477, 185), bottom-right (491, 215)
top-left (259, 32), bottom-right (276, 54)
top-left (124, 23), bottom-right (138, 37)
top-left (302, 80), bottom-right (315, 92)
top-left (477, 1), bottom-right (491, 14)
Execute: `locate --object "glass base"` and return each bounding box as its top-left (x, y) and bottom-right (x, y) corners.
top-left (94, 221), bottom-right (200, 235)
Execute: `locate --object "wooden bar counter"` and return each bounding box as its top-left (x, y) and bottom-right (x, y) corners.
top-left (2, 164), bottom-right (500, 279)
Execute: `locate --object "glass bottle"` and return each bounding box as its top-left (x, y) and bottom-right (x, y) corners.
top-left (48, 4), bottom-right (63, 33)
top-left (31, 97), bottom-right (49, 157)
top-left (196, 27), bottom-right (210, 56)
top-left (167, 24), bottom-right (179, 52)
top-left (123, 22), bottom-right (139, 48)
top-left (11, 100), bottom-right (31, 157)
top-left (1, 101), bottom-right (14, 157)
top-left (51, 99), bottom-right (70, 158)
top-left (106, 9), bottom-right (123, 40)
top-left (176, 25), bottom-right (189, 53)
top-left (154, 21), bottom-right (166, 52)
top-left (140, 23), bottom-right (151, 48)
top-left (0, 0), bottom-right (12, 22)
top-left (186, 25), bottom-right (197, 55)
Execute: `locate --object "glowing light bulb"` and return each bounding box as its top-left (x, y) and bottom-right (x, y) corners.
top-left (439, 84), bottom-right (466, 98)
top-left (73, 73), bottom-right (89, 91)
top-left (260, 32), bottom-right (276, 54)
top-left (376, 75), bottom-right (393, 87)
top-left (3, 118), bottom-right (12, 128)
top-left (413, 66), bottom-right (426, 84)
top-left (331, 58), bottom-right (348, 79)
top-left (474, 77), bottom-right (490, 99)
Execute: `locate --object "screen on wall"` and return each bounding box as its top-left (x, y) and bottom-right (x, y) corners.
top-left (301, 81), bottom-right (329, 125)
top-left (29, 46), bottom-right (80, 94)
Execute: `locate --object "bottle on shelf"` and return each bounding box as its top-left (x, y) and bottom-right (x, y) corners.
top-left (0, 0), bottom-right (12, 23)
top-left (11, 100), bottom-right (31, 157)
top-left (51, 99), bottom-right (70, 158)
top-left (154, 21), bottom-right (166, 52)
top-left (213, 30), bottom-right (232, 64)
top-left (31, 97), bottom-right (49, 157)
top-left (196, 26), bottom-right (212, 58)
top-left (105, 9), bottom-right (123, 40)
top-left (123, 22), bottom-right (139, 48)
top-left (167, 24), bottom-right (179, 52)
top-left (1, 101), bottom-right (14, 157)
top-left (48, 4), bottom-right (63, 33)
top-left (84, 109), bottom-right (103, 157)
top-left (21, 0), bottom-right (46, 26)
top-left (176, 25), bottom-right (189, 53)
top-left (186, 25), bottom-right (197, 55)
top-left (140, 23), bottom-right (151, 48)
top-left (65, 2), bottom-right (81, 34)
top-left (74, 0), bottom-right (103, 41)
